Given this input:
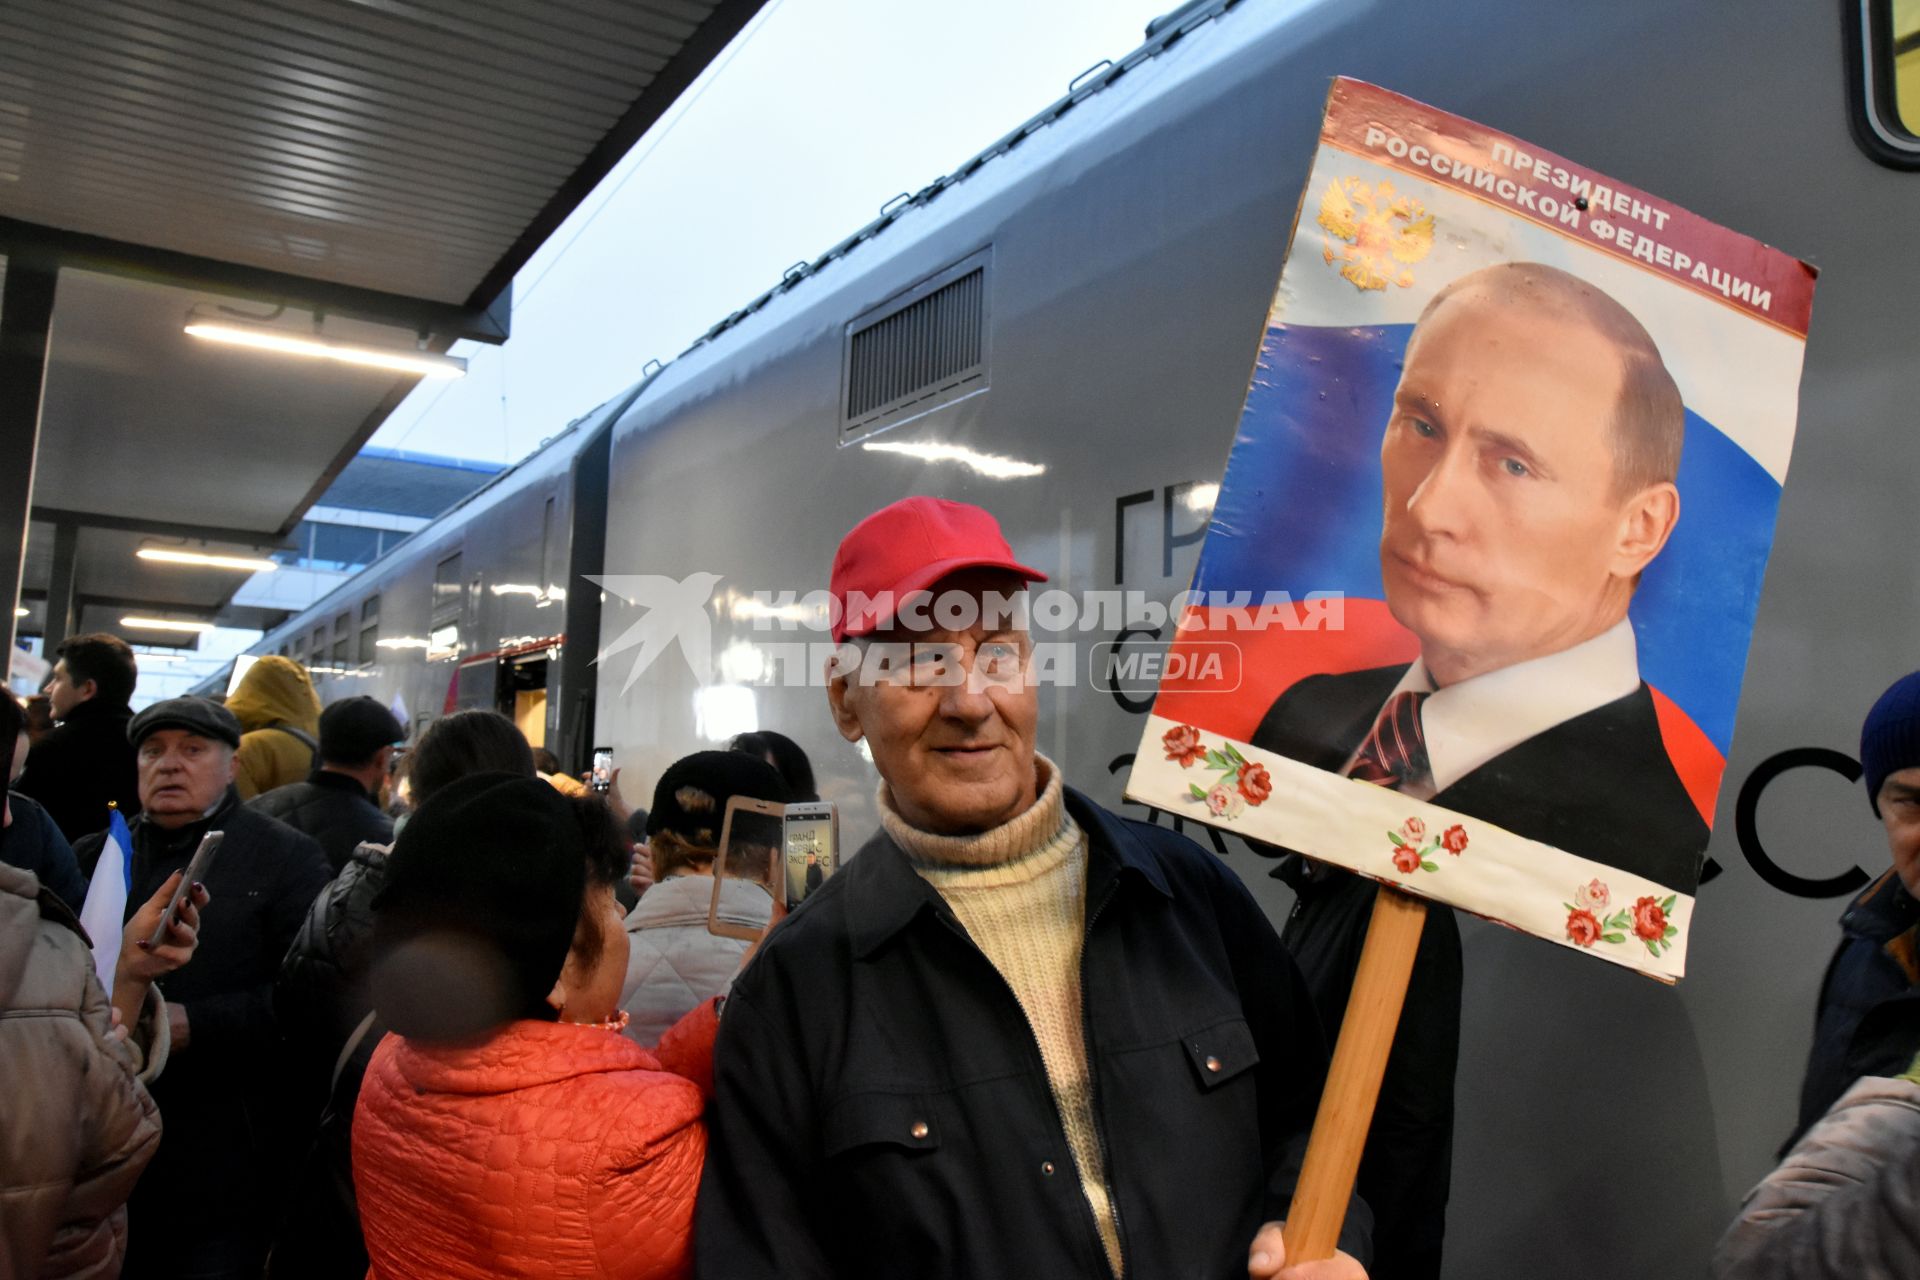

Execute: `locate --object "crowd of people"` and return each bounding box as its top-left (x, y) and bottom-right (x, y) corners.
top-left (2, 498), bottom-right (1916, 1279)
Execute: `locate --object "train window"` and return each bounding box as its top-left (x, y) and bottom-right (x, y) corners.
top-left (432, 552), bottom-right (464, 626)
top-left (1848, 0), bottom-right (1920, 167)
top-left (310, 628), bottom-right (326, 667)
top-left (841, 248), bottom-right (992, 442)
top-left (330, 612), bottom-right (351, 669)
top-left (359, 595), bottom-right (380, 665)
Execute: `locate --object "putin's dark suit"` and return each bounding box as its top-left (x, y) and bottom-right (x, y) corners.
top-left (1251, 663), bottom-right (1708, 892)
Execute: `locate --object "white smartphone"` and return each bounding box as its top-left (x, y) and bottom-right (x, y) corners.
top-left (149, 831), bottom-right (222, 947)
top-left (590, 746), bottom-right (614, 794)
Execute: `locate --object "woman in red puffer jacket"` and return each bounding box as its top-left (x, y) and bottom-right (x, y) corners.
top-left (352, 774), bottom-right (721, 1280)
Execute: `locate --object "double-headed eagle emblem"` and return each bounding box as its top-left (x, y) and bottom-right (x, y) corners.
top-left (1317, 176), bottom-right (1435, 291)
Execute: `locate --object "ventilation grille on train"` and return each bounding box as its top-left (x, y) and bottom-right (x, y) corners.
top-left (842, 251), bottom-right (991, 440)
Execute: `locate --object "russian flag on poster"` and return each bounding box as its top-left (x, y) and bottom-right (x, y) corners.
top-left (79, 807), bottom-right (134, 992)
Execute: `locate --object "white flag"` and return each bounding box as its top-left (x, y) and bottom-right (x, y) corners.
top-left (78, 808), bottom-right (134, 993)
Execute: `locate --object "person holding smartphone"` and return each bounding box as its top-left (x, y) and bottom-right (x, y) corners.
top-left (696, 498), bottom-right (1371, 1280)
top-left (617, 751), bottom-right (790, 1045)
top-left (71, 697), bottom-right (331, 1280)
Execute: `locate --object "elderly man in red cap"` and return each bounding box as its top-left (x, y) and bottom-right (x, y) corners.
top-left (696, 497), bottom-right (1369, 1280)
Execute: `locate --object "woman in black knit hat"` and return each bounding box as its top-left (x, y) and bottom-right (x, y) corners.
top-left (352, 773), bottom-right (722, 1280)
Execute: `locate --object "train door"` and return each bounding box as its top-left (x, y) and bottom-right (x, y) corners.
top-left (498, 650), bottom-right (552, 748)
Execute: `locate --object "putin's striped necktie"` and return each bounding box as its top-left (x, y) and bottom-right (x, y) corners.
top-left (1346, 689), bottom-right (1433, 793)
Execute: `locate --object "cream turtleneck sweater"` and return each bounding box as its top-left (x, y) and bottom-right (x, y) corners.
top-left (878, 757), bottom-right (1123, 1276)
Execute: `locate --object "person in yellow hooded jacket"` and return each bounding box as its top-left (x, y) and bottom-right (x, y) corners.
top-left (227, 656), bottom-right (323, 800)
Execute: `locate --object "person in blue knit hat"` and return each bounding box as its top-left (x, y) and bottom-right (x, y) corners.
top-left (1785, 669), bottom-right (1920, 1148)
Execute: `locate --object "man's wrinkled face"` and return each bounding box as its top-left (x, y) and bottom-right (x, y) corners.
top-left (1378, 288), bottom-right (1676, 686)
top-left (1879, 767), bottom-right (1920, 898)
top-left (829, 571), bottom-right (1039, 836)
top-left (45, 660), bottom-right (91, 720)
top-left (137, 728), bottom-right (236, 828)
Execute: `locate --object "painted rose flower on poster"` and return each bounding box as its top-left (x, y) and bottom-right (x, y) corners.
top-left (1562, 882), bottom-right (1681, 957)
top-left (1163, 723), bottom-right (1206, 768)
top-left (1171, 732), bottom-right (1272, 821)
top-left (1386, 817), bottom-right (1465, 876)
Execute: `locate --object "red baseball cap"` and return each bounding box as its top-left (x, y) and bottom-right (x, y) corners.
top-left (829, 497), bottom-right (1048, 642)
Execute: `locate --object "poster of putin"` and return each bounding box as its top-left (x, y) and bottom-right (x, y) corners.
top-left (1126, 79), bottom-right (1817, 980)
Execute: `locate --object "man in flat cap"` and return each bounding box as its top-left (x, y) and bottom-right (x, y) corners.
top-left (697, 498), bottom-right (1370, 1280)
top-left (74, 696), bottom-right (331, 1280)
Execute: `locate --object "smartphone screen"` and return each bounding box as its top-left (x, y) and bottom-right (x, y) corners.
top-left (783, 803), bottom-right (837, 909)
top-left (590, 747), bottom-right (614, 793)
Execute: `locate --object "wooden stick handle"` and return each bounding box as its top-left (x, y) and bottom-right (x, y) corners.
top-left (1282, 885), bottom-right (1428, 1262)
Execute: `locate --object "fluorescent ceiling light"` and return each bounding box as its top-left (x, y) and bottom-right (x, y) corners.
top-left (861, 439), bottom-right (1046, 479)
top-left (184, 321), bottom-right (466, 379)
top-left (138, 547), bottom-right (279, 573)
top-left (375, 637), bottom-right (431, 650)
top-left (121, 616), bottom-right (214, 634)
top-left (12, 606), bottom-right (26, 617)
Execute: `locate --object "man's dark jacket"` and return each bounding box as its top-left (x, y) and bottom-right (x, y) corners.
top-left (694, 787), bottom-right (1370, 1280)
top-left (1792, 868), bottom-right (1920, 1148)
top-left (75, 788), bottom-right (331, 1277)
top-left (1253, 665), bottom-right (1708, 892)
top-left (1, 791), bottom-right (87, 913)
top-left (13, 698), bottom-right (139, 843)
top-left (249, 771), bottom-right (394, 874)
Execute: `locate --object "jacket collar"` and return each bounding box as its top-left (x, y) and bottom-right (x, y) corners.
top-left (626, 873), bottom-right (772, 930)
top-left (847, 784), bottom-right (1171, 959)
top-left (392, 1018), bottom-right (660, 1095)
top-left (132, 785), bottom-right (241, 853)
top-left (59, 697), bottom-right (133, 727)
top-left (1843, 867), bottom-right (1920, 942)
top-left (306, 768), bottom-right (375, 802)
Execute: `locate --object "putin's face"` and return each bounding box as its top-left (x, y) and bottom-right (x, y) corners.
top-left (1378, 287), bottom-right (1678, 686)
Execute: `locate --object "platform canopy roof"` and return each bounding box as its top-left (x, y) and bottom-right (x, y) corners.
top-left (2, 0), bottom-right (764, 649)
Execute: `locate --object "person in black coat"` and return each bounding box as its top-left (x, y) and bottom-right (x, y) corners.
top-left (1789, 671), bottom-right (1920, 1149)
top-left (74, 697), bottom-right (330, 1280)
top-left (12, 633), bottom-right (141, 842)
top-left (249, 697), bottom-right (403, 874)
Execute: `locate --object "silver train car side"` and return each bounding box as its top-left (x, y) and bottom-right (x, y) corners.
top-left (241, 0), bottom-right (1916, 1271)
top-left (240, 397), bottom-right (619, 767)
